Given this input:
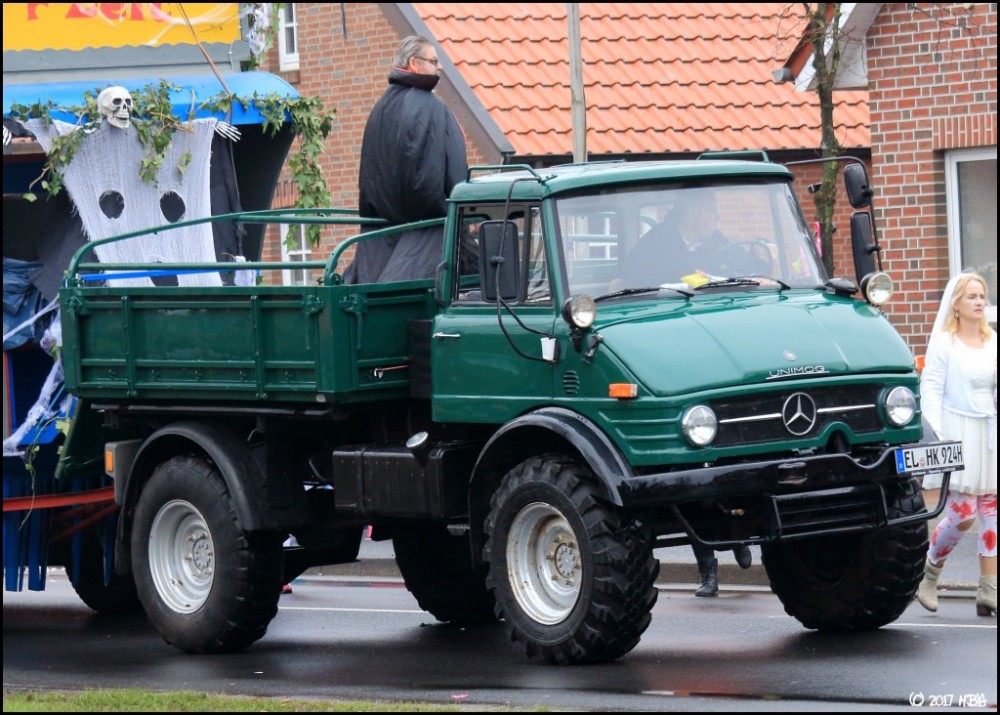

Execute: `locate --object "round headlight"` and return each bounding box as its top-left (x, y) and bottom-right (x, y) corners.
top-left (681, 405), bottom-right (718, 447)
top-left (861, 272), bottom-right (894, 306)
top-left (884, 386), bottom-right (916, 427)
top-left (562, 295), bottom-right (597, 329)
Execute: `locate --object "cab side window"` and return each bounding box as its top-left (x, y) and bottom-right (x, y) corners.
top-left (455, 203), bottom-right (549, 304)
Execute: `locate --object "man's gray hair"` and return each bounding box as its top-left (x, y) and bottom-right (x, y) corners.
top-left (394, 35), bottom-right (432, 68)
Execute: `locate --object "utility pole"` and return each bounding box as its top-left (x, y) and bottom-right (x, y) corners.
top-left (568, 3), bottom-right (587, 163)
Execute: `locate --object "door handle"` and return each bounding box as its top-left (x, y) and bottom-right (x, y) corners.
top-left (432, 332), bottom-right (461, 339)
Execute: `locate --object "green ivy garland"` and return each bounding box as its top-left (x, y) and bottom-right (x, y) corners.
top-left (211, 90), bottom-right (335, 246)
top-left (8, 78), bottom-right (336, 247)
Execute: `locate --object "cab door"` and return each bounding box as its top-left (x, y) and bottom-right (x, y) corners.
top-left (431, 204), bottom-right (557, 424)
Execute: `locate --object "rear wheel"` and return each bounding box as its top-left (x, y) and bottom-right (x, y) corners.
top-left (762, 479), bottom-right (928, 631)
top-left (393, 523), bottom-right (496, 625)
top-left (131, 456), bottom-right (283, 652)
top-left (66, 524), bottom-right (140, 615)
top-left (483, 455), bottom-right (658, 664)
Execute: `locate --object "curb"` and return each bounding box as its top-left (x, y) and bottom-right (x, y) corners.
top-left (301, 560), bottom-right (978, 595)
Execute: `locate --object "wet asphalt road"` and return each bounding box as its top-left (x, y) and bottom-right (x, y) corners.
top-left (3, 570), bottom-right (996, 712)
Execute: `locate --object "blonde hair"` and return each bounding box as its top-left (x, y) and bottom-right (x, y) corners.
top-left (942, 272), bottom-right (991, 341)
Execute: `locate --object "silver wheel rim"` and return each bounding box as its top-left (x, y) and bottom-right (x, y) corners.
top-left (506, 501), bottom-right (581, 625)
top-left (148, 499), bottom-right (215, 613)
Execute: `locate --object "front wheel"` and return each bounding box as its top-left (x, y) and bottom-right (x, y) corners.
top-left (131, 456), bottom-right (283, 653)
top-left (483, 456), bottom-right (659, 664)
top-left (762, 479), bottom-right (928, 631)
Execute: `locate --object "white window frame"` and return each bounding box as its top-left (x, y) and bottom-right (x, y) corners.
top-left (277, 3), bottom-right (299, 72)
top-left (279, 223), bottom-right (312, 286)
top-left (945, 147), bottom-right (998, 324)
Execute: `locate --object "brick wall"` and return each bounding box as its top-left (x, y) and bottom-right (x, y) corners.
top-left (258, 4), bottom-right (487, 272)
top-left (866, 3), bottom-right (997, 356)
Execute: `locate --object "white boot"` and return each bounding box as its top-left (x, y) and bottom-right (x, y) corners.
top-left (976, 575), bottom-right (997, 617)
top-left (916, 560), bottom-right (944, 612)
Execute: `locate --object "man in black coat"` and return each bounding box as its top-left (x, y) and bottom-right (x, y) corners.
top-left (345, 35), bottom-right (467, 284)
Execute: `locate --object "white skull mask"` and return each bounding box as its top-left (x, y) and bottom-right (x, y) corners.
top-left (97, 87), bottom-right (133, 130)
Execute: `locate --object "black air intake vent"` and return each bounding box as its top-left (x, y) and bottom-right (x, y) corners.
top-left (562, 371), bottom-right (581, 395)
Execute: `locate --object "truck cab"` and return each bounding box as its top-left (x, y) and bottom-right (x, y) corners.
top-left (422, 158), bottom-right (959, 662)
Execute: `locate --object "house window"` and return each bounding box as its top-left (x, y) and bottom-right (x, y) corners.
top-left (945, 148), bottom-right (997, 323)
top-left (280, 223), bottom-right (312, 286)
top-left (277, 3), bottom-right (299, 71)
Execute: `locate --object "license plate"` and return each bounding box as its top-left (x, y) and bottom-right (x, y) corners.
top-left (894, 442), bottom-right (964, 475)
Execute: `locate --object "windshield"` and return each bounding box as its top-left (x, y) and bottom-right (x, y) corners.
top-left (554, 180), bottom-right (826, 298)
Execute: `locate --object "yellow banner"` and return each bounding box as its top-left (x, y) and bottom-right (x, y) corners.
top-left (2, 3), bottom-right (242, 52)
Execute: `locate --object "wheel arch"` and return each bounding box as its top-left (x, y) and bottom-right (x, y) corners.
top-left (468, 407), bottom-right (632, 565)
top-left (114, 421), bottom-right (272, 573)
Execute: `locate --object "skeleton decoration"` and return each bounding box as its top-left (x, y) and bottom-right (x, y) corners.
top-left (97, 86), bottom-right (133, 130)
top-left (215, 121), bottom-right (241, 142)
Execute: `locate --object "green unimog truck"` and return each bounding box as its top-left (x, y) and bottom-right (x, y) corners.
top-left (56, 155), bottom-right (963, 664)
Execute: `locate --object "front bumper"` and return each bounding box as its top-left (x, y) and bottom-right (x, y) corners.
top-left (618, 440), bottom-right (960, 544)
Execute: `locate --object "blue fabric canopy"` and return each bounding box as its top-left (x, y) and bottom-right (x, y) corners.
top-left (2, 71), bottom-right (298, 126)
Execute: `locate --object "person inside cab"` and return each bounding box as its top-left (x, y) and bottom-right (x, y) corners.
top-left (619, 189), bottom-right (726, 289)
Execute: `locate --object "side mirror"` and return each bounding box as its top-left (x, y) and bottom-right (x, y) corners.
top-left (844, 163), bottom-right (873, 209)
top-left (433, 260), bottom-right (448, 306)
top-left (849, 211), bottom-right (878, 283)
top-left (479, 220), bottom-right (520, 302)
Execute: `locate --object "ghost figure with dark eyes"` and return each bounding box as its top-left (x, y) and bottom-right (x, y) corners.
top-left (97, 86), bottom-right (133, 130)
top-left (25, 110), bottom-right (222, 287)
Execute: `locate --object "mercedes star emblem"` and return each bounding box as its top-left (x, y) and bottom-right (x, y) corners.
top-left (782, 392), bottom-right (817, 436)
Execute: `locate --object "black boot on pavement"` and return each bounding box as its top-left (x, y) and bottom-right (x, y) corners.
top-left (734, 545), bottom-right (752, 570)
top-left (694, 554), bottom-right (719, 597)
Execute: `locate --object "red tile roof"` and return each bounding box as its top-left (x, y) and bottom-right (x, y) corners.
top-left (414, 3), bottom-right (869, 157)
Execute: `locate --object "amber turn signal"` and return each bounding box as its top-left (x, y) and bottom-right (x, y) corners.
top-left (609, 383), bottom-right (638, 399)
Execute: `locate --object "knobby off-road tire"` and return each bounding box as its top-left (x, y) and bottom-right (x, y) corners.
top-left (67, 525), bottom-right (141, 615)
top-left (393, 524), bottom-right (497, 625)
top-left (762, 478), bottom-right (928, 631)
top-left (131, 456), bottom-right (283, 653)
top-left (483, 455), bottom-right (659, 664)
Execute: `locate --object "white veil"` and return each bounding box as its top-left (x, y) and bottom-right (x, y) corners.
top-left (931, 273), bottom-right (965, 336)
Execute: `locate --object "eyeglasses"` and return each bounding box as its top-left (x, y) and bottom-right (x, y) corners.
top-left (415, 56), bottom-right (440, 67)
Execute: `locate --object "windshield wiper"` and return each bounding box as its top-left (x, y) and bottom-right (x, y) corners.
top-left (695, 276), bottom-right (790, 291)
top-left (595, 285), bottom-right (694, 301)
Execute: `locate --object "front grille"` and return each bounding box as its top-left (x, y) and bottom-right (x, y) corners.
top-left (712, 385), bottom-right (881, 447)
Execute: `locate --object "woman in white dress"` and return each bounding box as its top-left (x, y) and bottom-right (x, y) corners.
top-left (916, 272), bottom-right (997, 616)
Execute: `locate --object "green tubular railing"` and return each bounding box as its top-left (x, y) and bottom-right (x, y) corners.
top-left (62, 209), bottom-right (441, 287)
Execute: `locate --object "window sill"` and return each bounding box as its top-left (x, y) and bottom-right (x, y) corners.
top-left (278, 68), bottom-right (301, 85)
